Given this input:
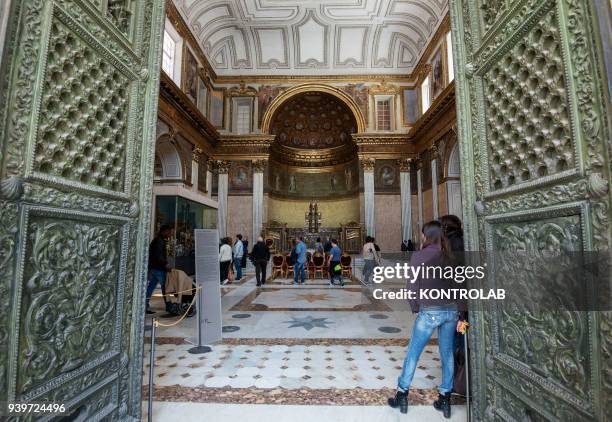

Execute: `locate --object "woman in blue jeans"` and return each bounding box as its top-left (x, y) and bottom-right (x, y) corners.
top-left (388, 221), bottom-right (459, 418)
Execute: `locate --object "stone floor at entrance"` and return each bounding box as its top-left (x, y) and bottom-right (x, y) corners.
top-left (143, 270), bottom-right (467, 421)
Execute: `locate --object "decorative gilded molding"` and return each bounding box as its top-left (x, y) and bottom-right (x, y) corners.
top-left (271, 143), bottom-right (357, 168)
top-left (159, 72), bottom-right (219, 143)
top-left (215, 73), bottom-right (412, 85)
top-left (352, 133), bottom-right (410, 145)
top-left (228, 83), bottom-right (258, 97)
top-left (218, 134), bottom-right (275, 146)
top-left (370, 81), bottom-right (399, 95)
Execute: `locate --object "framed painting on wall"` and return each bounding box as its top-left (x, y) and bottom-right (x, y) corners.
top-left (197, 77), bottom-right (207, 116)
top-left (209, 88), bottom-right (224, 128)
top-left (431, 47), bottom-right (444, 99)
top-left (183, 47), bottom-right (198, 101)
top-left (402, 88), bottom-right (418, 125)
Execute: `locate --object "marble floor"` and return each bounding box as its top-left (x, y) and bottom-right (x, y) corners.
top-left (143, 268), bottom-right (466, 421)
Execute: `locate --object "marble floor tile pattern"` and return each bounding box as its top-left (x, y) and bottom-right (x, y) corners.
top-left (144, 343), bottom-right (441, 391)
top-left (144, 273), bottom-right (464, 420)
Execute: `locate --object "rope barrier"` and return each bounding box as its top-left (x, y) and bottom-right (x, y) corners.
top-left (151, 285), bottom-right (202, 298)
top-left (151, 285), bottom-right (202, 328)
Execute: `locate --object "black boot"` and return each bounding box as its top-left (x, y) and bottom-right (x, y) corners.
top-left (388, 389), bottom-right (408, 414)
top-left (433, 392), bottom-right (451, 418)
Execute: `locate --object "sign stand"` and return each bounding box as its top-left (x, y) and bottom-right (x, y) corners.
top-left (187, 229), bottom-right (222, 353)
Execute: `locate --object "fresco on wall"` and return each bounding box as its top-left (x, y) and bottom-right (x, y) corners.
top-left (342, 83), bottom-right (369, 125)
top-left (402, 88), bottom-right (418, 125)
top-left (258, 85), bottom-right (285, 126)
top-left (229, 161), bottom-right (252, 193)
top-left (209, 88), bottom-right (224, 128)
top-left (375, 160), bottom-right (400, 193)
top-left (268, 161), bottom-right (358, 199)
top-left (184, 48), bottom-right (198, 101)
top-left (431, 47), bottom-right (444, 99)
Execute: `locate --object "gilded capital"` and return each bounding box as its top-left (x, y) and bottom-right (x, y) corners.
top-left (193, 147), bottom-right (205, 163)
top-left (430, 143), bottom-right (438, 156)
top-left (397, 158), bottom-right (413, 172)
top-left (215, 160), bottom-right (231, 174)
top-left (360, 158), bottom-right (376, 172)
top-left (252, 159), bottom-right (267, 173)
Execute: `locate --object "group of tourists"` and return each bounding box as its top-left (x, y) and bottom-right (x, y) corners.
top-left (388, 214), bottom-right (465, 419)
top-left (289, 237), bottom-right (344, 286)
top-left (145, 217), bottom-right (466, 419)
top-left (219, 234), bottom-right (271, 286)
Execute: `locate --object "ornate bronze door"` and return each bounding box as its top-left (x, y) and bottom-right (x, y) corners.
top-left (0, 0), bottom-right (165, 419)
top-left (450, 0), bottom-right (611, 420)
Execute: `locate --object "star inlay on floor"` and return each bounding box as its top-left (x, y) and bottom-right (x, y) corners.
top-left (283, 316), bottom-right (334, 330)
top-left (290, 293), bottom-right (333, 303)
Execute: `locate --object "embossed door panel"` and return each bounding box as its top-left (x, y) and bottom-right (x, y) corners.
top-left (449, 0), bottom-right (611, 420)
top-left (0, 0), bottom-right (165, 420)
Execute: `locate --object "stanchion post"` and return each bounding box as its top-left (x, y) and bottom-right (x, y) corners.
top-left (148, 318), bottom-right (157, 422)
top-left (188, 284), bottom-right (212, 354)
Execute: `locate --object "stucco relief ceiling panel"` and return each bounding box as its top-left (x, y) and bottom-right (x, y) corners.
top-left (174, 0), bottom-right (448, 76)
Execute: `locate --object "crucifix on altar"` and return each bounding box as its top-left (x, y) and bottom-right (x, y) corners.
top-left (305, 201), bottom-right (322, 233)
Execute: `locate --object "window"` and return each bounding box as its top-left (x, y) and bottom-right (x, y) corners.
top-left (376, 99), bottom-right (391, 131)
top-left (162, 29), bottom-right (176, 78)
top-left (421, 76), bottom-right (431, 113)
top-left (161, 21), bottom-right (182, 85)
top-left (446, 32), bottom-right (454, 82)
top-left (236, 104), bottom-right (251, 134)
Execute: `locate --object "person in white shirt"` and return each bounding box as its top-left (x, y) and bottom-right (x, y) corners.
top-left (233, 234), bottom-right (244, 281)
top-left (362, 236), bottom-right (379, 285)
top-left (219, 237), bottom-right (233, 284)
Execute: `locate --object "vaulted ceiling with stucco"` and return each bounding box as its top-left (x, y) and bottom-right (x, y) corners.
top-left (174, 0), bottom-right (448, 76)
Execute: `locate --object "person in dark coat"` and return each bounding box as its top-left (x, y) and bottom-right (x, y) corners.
top-left (241, 238), bottom-right (249, 269)
top-left (323, 237), bottom-right (332, 253)
top-left (250, 236), bottom-right (270, 286)
top-left (146, 225), bottom-right (173, 314)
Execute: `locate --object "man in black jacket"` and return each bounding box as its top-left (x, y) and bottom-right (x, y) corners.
top-left (146, 225), bottom-right (172, 314)
top-left (250, 236), bottom-right (270, 286)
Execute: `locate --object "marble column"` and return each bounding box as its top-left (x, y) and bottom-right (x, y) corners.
top-left (252, 159), bottom-right (266, 242)
top-left (206, 158), bottom-right (213, 197)
top-left (398, 158), bottom-right (413, 244)
top-left (416, 159), bottom-right (424, 237)
top-left (216, 160), bottom-right (230, 238)
top-left (191, 148), bottom-right (202, 193)
top-left (361, 158), bottom-right (376, 237)
top-left (431, 144), bottom-right (439, 220)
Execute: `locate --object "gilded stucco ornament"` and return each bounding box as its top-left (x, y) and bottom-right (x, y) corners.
top-left (360, 158), bottom-right (375, 172)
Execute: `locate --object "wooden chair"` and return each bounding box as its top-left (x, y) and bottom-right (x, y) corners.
top-left (312, 253), bottom-right (326, 279)
top-left (271, 254), bottom-right (284, 279)
top-left (306, 252), bottom-right (315, 279)
top-left (285, 254), bottom-right (295, 279)
top-left (340, 253), bottom-right (352, 279)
